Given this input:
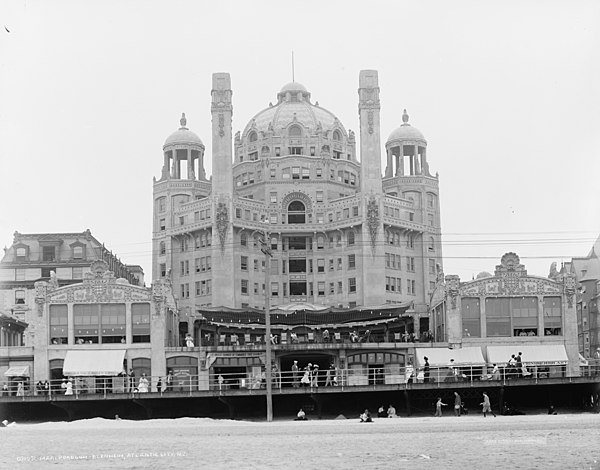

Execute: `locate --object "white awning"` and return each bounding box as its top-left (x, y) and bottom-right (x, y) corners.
top-left (415, 347), bottom-right (485, 367)
top-left (4, 365), bottom-right (30, 377)
top-left (63, 350), bottom-right (126, 376)
top-left (486, 345), bottom-right (568, 366)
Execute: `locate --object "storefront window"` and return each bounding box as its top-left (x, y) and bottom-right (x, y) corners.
top-left (543, 297), bottom-right (562, 336)
top-left (461, 298), bottom-right (481, 337)
top-left (49, 305), bottom-right (68, 344)
top-left (485, 298), bottom-right (510, 336)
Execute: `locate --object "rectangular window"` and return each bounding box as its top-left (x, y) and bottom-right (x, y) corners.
top-left (347, 232), bottom-right (355, 245)
top-left (271, 282), bottom-right (279, 297)
top-left (241, 256), bottom-right (248, 271)
top-left (511, 297), bottom-right (538, 336)
top-left (310, 147), bottom-right (316, 156)
top-left (316, 191), bottom-right (324, 202)
top-left (73, 246), bottom-right (84, 259)
top-left (406, 257), bottom-right (415, 272)
top-left (179, 216), bottom-right (185, 226)
top-left (352, 206), bottom-right (359, 216)
top-left (42, 246), bottom-right (55, 261)
top-left (348, 254), bottom-right (356, 269)
top-left (275, 147), bottom-right (281, 157)
top-left (241, 280), bottom-right (248, 295)
top-left (337, 281), bottom-right (343, 294)
top-left (292, 166), bottom-right (300, 179)
top-left (100, 303), bottom-right (126, 343)
top-left (72, 267), bottom-right (83, 279)
top-left (302, 168), bottom-right (310, 179)
top-left (160, 263), bottom-right (166, 278)
top-left (15, 269), bottom-right (25, 281)
top-left (329, 282), bottom-right (335, 294)
top-left (132, 303), bottom-right (151, 343)
top-left (270, 168), bottom-right (276, 178)
top-left (318, 281), bottom-right (325, 296)
top-left (15, 289), bottom-right (26, 304)
top-left (543, 297), bottom-right (562, 335)
top-left (337, 258), bottom-right (342, 270)
top-left (429, 259), bottom-right (436, 274)
top-left (180, 261), bottom-right (185, 275)
top-left (329, 259), bottom-right (334, 271)
top-left (316, 168), bottom-right (322, 178)
top-left (73, 304), bottom-right (99, 343)
top-left (317, 259), bottom-right (325, 273)
top-left (485, 298), bottom-right (511, 337)
top-left (270, 192), bottom-right (277, 203)
top-left (349, 278), bottom-right (357, 293)
top-left (49, 304), bottom-right (68, 344)
top-left (462, 298), bottom-right (481, 337)
top-left (160, 219), bottom-right (166, 231)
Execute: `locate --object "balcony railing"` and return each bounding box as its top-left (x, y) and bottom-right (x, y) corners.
top-left (2, 361), bottom-right (595, 401)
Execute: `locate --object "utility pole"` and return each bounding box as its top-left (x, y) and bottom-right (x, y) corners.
top-left (259, 231), bottom-right (273, 422)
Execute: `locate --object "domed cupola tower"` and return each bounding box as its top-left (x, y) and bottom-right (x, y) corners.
top-left (384, 109), bottom-right (429, 177)
top-left (161, 113), bottom-right (206, 181)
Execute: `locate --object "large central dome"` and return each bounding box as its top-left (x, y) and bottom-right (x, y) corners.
top-left (242, 81), bottom-right (346, 136)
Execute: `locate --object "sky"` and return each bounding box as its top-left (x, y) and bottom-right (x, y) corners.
top-left (1, 0), bottom-right (599, 282)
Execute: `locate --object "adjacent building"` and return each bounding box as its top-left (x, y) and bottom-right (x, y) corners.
top-left (567, 234), bottom-right (600, 358)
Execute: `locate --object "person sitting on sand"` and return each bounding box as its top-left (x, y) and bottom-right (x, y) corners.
top-left (377, 405), bottom-right (387, 418)
top-left (295, 408), bottom-right (307, 421)
top-left (360, 409), bottom-right (372, 423)
top-left (387, 404), bottom-right (397, 418)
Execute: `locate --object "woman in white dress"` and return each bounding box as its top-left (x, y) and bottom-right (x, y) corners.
top-left (64, 380), bottom-right (73, 395)
top-left (300, 364), bottom-right (311, 387)
top-left (138, 374), bottom-right (149, 393)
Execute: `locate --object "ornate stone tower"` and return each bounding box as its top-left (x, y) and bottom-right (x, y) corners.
top-left (358, 70), bottom-right (385, 306)
top-left (210, 73), bottom-right (235, 307)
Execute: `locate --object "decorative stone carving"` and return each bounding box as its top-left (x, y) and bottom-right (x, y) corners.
top-left (445, 275), bottom-right (460, 309)
top-left (218, 113), bottom-right (225, 137)
top-left (367, 111), bottom-right (374, 135)
top-left (216, 200), bottom-right (229, 254)
top-left (564, 272), bottom-right (576, 308)
top-left (366, 195), bottom-right (379, 256)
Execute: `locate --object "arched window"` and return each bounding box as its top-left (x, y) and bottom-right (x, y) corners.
top-left (333, 130), bottom-right (342, 141)
top-left (288, 201), bottom-right (306, 224)
top-left (289, 125), bottom-right (302, 137)
top-left (248, 131), bottom-right (258, 142)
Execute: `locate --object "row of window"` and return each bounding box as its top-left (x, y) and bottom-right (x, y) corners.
top-left (461, 297), bottom-right (563, 338)
top-left (235, 165), bottom-right (358, 186)
top-left (14, 244), bottom-right (85, 262)
top-left (240, 278), bottom-right (358, 297)
top-left (240, 232), bottom-right (357, 251)
top-left (247, 127), bottom-right (344, 143)
top-left (385, 277), bottom-right (418, 295)
top-left (235, 204), bottom-right (360, 225)
top-left (179, 280), bottom-right (213, 298)
top-left (240, 254), bottom-right (357, 274)
top-left (13, 266), bottom-right (86, 284)
top-left (49, 303), bottom-right (151, 344)
top-left (384, 254), bottom-right (422, 272)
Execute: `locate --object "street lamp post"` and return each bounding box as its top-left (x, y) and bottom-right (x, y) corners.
top-left (429, 266), bottom-right (445, 342)
top-left (259, 231), bottom-right (273, 422)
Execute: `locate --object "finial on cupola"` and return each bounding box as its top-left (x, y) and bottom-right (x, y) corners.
top-left (402, 109), bottom-right (409, 125)
top-left (180, 113), bottom-right (187, 129)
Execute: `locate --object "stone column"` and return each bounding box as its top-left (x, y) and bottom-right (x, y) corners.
top-left (415, 145), bottom-right (421, 174)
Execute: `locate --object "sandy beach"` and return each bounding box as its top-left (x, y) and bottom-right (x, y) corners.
top-left (1, 413), bottom-right (599, 469)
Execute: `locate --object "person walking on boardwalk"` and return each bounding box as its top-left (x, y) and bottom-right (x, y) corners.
top-left (480, 392), bottom-right (496, 417)
top-left (435, 397), bottom-right (447, 417)
top-left (423, 356), bottom-right (430, 383)
top-left (453, 392), bottom-right (462, 416)
top-left (291, 361), bottom-right (300, 388)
